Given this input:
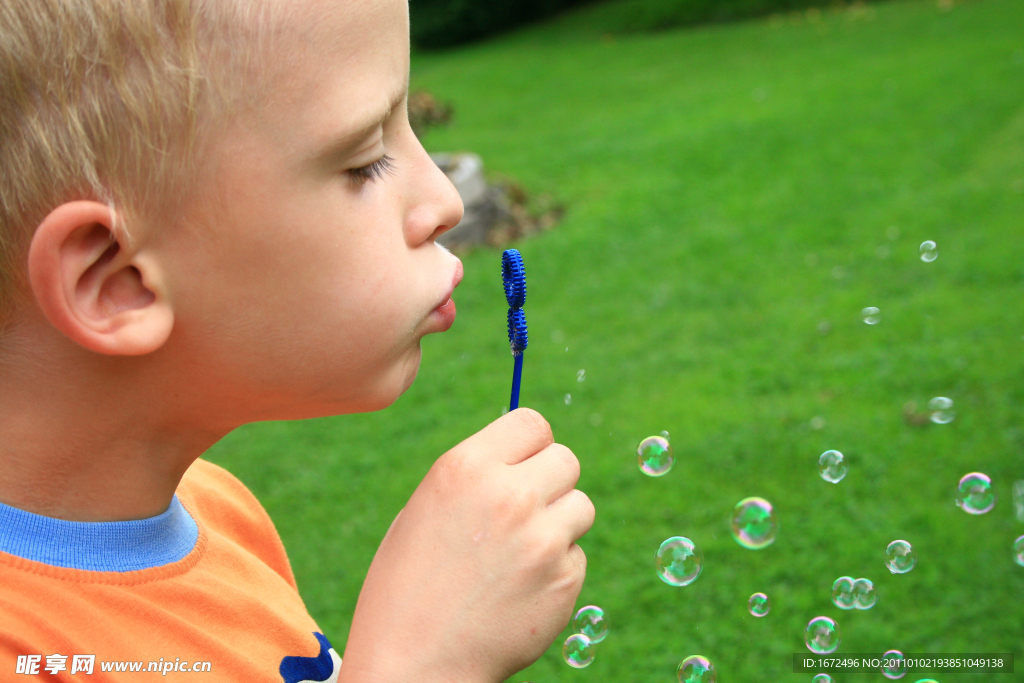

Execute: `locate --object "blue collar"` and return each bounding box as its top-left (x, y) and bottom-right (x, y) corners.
top-left (0, 495), bottom-right (198, 572)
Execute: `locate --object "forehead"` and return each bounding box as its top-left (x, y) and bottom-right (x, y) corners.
top-left (255, 0), bottom-right (410, 153)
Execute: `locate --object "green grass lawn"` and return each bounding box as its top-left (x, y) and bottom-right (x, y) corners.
top-left (204, 0), bottom-right (1024, 679)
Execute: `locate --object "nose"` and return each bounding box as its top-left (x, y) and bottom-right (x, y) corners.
top-left (405, 135), bottom-right (464, 245)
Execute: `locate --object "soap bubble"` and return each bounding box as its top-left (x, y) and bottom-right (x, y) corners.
top-left (572, 605), bottom-right (608, 644)
top-left (882, 650), bottom-right (906, 679)
top-left (862, 306), bottom-right (881, 324)
top-left (656, 536), bottom-right (703, 586)
top-left (677, 655), bottom-right (717, 683)
top-left (956, 472), bottom-right (996, 514)
top-left (748, 592), bottom-right (770, 617)
top-left (661, 430), bottom-right (670, 440)
top-left (811, 676), bottom-right (834, 683)
top-left (928, 396), bottom-right (954, 423)
top-left (577, 369), bottom-right (586, 382)
top-left (831, 576), bottom-right (855, 610)
top-left (562, 634), bottom-right (594, 668)
top-left (1014, 535), bottom-right (1024, 567)
top-left (804, 616), bottom-right (841, 654)
top-left (818, 450), bottom-right (848, 483)
top-left (638, 435), bottom-right (674, 477)
top-left (730, 497), bottom-right (777, 549)
top-left (852, 578), bottom-right (877, 609)
top-left (885, 540), bottom-right (917, 574)
top-left (912, 680), bottom-right (939, 683)
top-left (919, 240), bottom-right (938, 262)
top-left (564, 393), bottom-right (572, 405)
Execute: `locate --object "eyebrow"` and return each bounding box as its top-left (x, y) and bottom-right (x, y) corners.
top-left (314, 80), bottom-right (409, 166)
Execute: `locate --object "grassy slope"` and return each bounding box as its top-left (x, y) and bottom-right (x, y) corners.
top-left (205, 0), bottom-right (1024, 680)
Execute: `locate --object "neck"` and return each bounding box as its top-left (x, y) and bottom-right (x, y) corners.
top-left (0, 316), bottom-right (227, 523)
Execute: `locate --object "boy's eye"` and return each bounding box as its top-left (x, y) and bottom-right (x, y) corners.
top-left (348, 154), bottom-right (397, 184)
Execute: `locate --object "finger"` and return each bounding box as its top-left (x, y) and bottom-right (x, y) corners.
top-left (454, 406), bottom-right (554, 466)
top-left (564, 542), bottom-right (588, 592)
top-left (568, 542), bottom-right (588, 576)
top-left (545, 488), bottom-right (595, 545)
top-left (512, 442), bottom-right (580, 506)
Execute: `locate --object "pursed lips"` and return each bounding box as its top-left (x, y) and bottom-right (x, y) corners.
top-left (435, 258), bottom-right (464, 310)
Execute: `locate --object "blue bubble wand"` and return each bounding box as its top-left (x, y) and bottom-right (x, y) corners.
top-left (502, 249), bottom-right (528, 411)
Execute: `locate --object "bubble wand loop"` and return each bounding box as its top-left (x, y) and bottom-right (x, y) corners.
top-left (502, 249), bottom-right (528, 411)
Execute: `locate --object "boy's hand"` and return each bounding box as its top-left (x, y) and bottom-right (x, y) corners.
top-left (338, 408), bottom-right (595, 683)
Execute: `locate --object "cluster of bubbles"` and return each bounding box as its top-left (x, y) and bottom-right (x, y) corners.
top-left (634, 433), bottom-right (762, 681)
top-left (562, 599), bottom-right (721, 682)
top-left (590, 392), bottom-right (1018, 680)
top-left (542, 232), bottom-right (1022, 683)
top-left (885, 540), bottom-right (917, 574)
top-left (831, 576), bottom-right (876, 609)
top-left (818, 450), bottom-right (847, 483)
top-left (561, 605), bottom-right (608, 668)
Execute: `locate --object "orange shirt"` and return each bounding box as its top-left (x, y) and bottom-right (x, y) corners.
top-left (0, 459), bottom-right (340, 682)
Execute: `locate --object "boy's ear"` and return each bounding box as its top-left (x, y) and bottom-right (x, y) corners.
top-left (27, 200), bottom-right (174, 356)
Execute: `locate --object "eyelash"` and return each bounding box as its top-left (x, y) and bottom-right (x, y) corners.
top-left (348, 154), bottom-right (397, 184)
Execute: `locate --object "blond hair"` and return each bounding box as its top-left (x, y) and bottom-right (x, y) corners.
top-left (0, 0), bottom-right (283, 336)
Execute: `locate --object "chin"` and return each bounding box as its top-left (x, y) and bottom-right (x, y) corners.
top-left (291, 346), bottom-right (423, 418)
top-left (351, 345), bottom-right (422, 413)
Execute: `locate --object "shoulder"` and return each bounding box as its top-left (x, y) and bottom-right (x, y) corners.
top-left (177, 458), bottom-right (298, 590)
top-left (178, 458), bottom-right (264, 518)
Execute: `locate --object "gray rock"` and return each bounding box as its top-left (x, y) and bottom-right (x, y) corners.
top-left (431, 152), bottom-right (509, 249)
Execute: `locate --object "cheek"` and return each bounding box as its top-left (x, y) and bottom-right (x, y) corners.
top-left (329, 217), bottom-right (413, 321)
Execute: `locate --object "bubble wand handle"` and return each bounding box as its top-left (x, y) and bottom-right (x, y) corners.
top-left (502, 249), bottom-right (528, 411)
top-left (510, 352), bottom-right (524, 410)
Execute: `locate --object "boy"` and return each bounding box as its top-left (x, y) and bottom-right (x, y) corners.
top-left (0, 0), bottom-right (595, 681)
